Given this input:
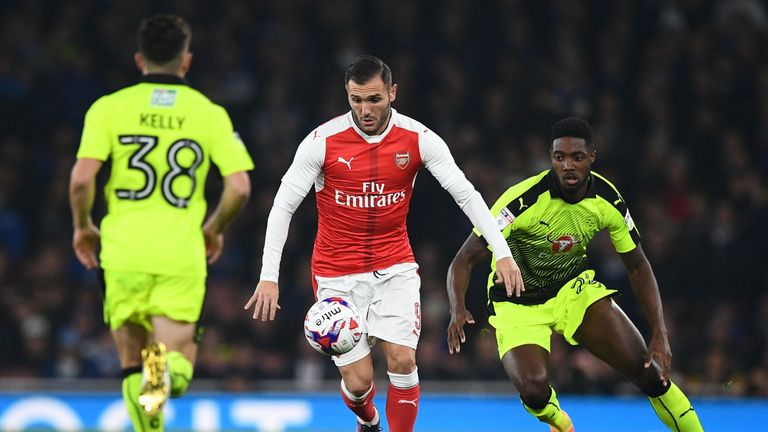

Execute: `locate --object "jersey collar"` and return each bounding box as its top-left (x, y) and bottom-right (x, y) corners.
top-left (547, 170), bottom-right (596, 204)
top-left (139, 74), bottom-right (188, 85)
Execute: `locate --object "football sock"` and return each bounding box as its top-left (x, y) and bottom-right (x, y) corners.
top-left (386, 368), bottom-right (420, 432)
top-left (523, 386), bottom-right (572, 432)
top-left (649, 382), bottom-right (704, 432)
top-left (167, 350), bottom-right (193, 397)
top-left (123, 367), bottom-right (163, 431)
top-left (341, 379), bottom-right (378, 424)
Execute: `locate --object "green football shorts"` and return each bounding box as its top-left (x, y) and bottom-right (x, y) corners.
top-left (489, 269), bottom-right (618, 358)
top-left (103, 270), bottom-right (206, 331)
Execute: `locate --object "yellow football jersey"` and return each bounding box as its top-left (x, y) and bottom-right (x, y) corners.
top-left (77, 75), bottom-right (254, 276)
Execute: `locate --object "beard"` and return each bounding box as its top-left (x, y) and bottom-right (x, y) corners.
top-left (354, 106), bottom-right (391, 135)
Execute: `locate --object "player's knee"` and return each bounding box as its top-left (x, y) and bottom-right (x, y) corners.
top-left (386, 351), bottom-right (416, 374)
top-left (634, 371), bottom-right (667, 397)
top-left (628, 362), bottom-right (667, 397)
top-left (343, 375), bottom-right (374, 395)
top-left (516, 371), bottom-right (551, 409)
top-left (341, 365), bottom-right (375, 395)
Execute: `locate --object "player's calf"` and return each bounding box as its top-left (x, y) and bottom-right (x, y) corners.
top-left (341, 379), bottom-right (379, 426)
top-left (167, 350), bottom-right (194, 397)
top-left (385, 368), bottom-right (419, 432)
top-left (647, 382), bottom-right (704, 432)
top-left (522, 386), bottom-right (574, 432)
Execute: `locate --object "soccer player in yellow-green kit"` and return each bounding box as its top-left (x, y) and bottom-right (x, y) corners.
top-left (69, 15), bottom-right (253, 431)
top-left (446, 118), bottom-right (703, 431)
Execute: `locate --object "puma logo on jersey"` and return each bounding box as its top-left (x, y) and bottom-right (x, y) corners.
top-left (337, 156), bottom-right (354, 170)
top-left (518, 197), bottom-right (528, 210)
top-left (397, 399), bottom-right (418, 407)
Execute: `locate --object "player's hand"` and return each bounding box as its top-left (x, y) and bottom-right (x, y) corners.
top-left (494, 256), bottom-right (524, 297)
top-left (244, 280), bottom-right (282, 321)
top-left (73, 224), bottom-right (100, 270)
top-left (203, 226), bottom-right (224, 264)
top-left (447, 308), bottom-right (475, 354)
top-left (645, 332), bottom-right (672, 386)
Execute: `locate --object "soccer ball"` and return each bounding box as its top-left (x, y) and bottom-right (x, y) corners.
top-left (304, 297), bottom-right (363, 356)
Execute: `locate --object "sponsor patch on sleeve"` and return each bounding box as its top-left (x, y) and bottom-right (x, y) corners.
top-left (496, 207), bottom-right (516, 230)
top-left (624, 209), bottom-right (635, 231)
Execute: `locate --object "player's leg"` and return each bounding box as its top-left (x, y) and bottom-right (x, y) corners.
top-left (104, 270), bottom-right (165, 430)
top-left (490, 298), bottom-right (573, 432)
top-left (337, 352), bottom-right (380, 429)
top-left (112, 323), bottom-right (164, 431)
top-left (574, 298), bottom-right (703, 431)
top-left (502, 345), bottom-right (573, 432)
top-left (151, 316), bottom-right (197, 398)
top-left (141, 273), bottom-right (206, 415)
top-left (317, 272), bottom-right (380, 430)
top-left (380, 341), bottom-right (419, 432)
top-left (367, 264), bottom-right (421, 432)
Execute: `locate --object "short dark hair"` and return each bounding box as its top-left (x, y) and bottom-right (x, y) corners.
top-left (551, 117), bottom-right (595, 149)
top-left (344, 55), bottom-right (392, 87)
top-left (137, 15), bottom-right (191, 65)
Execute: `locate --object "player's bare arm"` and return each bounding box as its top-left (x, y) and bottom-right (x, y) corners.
top-left (203, 170), bottom-right (251, 264)
top-left (619, 244), bottom-right (671, 384)
top-left (69, 158), bottom-right (103, 270)
top-left (446, 233), bottom-right (492, 354)
top-left (245, 280), bottom-right (281, 321)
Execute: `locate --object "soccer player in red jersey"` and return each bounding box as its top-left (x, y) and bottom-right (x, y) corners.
top-left (245, 55), bottom-right (523, 432)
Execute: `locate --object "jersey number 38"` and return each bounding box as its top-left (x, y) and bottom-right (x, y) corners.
top-left (116, 134), bottom-right (203, 208)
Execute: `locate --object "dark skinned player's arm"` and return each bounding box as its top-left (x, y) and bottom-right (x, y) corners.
top-left (446, 233), bottom-right (492, 353)
top-left (619, 243), bottom-right (673, 381)
top-left (618, 244), bottom-right (668, 338)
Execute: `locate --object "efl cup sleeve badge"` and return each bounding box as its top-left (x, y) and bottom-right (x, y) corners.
top-left (394, 151), bottom-right (410, 169)
top-left (495, 207), bottom-right (516, 229)
top-left (624, 209), bottom-right (635, 231)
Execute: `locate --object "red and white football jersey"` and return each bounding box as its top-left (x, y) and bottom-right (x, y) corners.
top-left (281, 109), bottom-right (472, 277)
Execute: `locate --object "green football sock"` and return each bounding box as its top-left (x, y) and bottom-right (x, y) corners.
top-left (523, 386), bottom-right (573, 432)
top-left (167, 350), bottom-right (193, 397)
top-left (123, 370), bottom-right (163, 431)
top-left (649, 382), bottom-right (704, 432)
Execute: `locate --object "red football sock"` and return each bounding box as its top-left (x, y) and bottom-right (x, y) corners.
top-left (386, 383), bottom-right (419, 432)
top-left (340, 382), bottom-right (377, 423)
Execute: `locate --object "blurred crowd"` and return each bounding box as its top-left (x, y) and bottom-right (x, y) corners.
top-left (0, 0), bottom-right (767, 397)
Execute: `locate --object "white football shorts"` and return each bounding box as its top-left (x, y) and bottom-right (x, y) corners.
top-left (314, 262), bottom-right (422, 367)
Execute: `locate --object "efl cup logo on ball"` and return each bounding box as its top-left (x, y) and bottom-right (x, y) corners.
top-left (304, 297), bottom-right (362, 356)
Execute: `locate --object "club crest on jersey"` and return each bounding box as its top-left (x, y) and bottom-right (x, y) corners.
top-left (394, 151), bottom-right (410, 169)
top-left (546, 233), bottom-right (582, 253)
top-left (150, 89), bottom-right (177, 107)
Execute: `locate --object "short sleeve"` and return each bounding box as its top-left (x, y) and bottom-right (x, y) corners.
top-left (209, 105), bottom-right (254, 176)
top-left (77, 97), bottom-right (111, 161)
top-left (604, 198), bottom-right (641, 253)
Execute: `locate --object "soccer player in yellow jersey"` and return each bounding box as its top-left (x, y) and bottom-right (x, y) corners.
top-left (446, 118), bottom-right (703, 431)
top-left (69, 15), bottom-right (253, 431)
